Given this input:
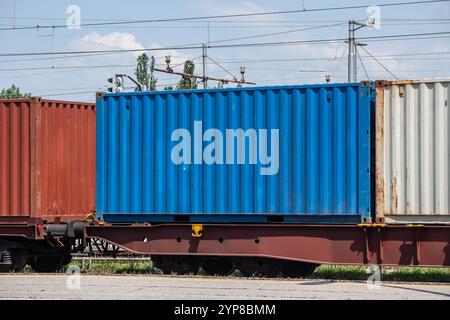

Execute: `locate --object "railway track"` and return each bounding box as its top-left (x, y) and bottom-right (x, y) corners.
top-left (69, 253), bottom-right (318, 279)
top-left (67, 239), bottom-right (319, 278)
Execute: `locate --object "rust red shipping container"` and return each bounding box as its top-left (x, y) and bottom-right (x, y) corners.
top-left (0, 97), bottom-right (95, 223)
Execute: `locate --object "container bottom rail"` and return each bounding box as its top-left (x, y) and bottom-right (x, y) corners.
top-left (1, 222), bottom-right (449, 276)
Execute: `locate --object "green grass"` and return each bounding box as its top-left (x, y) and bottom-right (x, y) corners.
top-left (311, 264), bottom-right (450, 283)
top-left (60, 258), bottom-right (450, 283)
top-left (66, 259), bottom-right (154, 274)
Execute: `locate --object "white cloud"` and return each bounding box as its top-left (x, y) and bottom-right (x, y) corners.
top-left (77, 31), bottom-right (145, 57)
top-left (73, 32), bottom-right (195, 70)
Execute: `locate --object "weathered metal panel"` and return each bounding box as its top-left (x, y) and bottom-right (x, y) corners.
top-left (376, 79), bottom-right (450, 222)
top-left (0, 100), bottom-right (31, 217)
top-left (0, 98), bottom-right (96, 222)
top-left (97, 83), bottom-right (373, 223)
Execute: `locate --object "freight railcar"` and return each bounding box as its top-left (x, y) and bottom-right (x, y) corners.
top-left (1, 80), bottom-right (449, 277)
top-left (0, 98), bottom-right (95, 272)
top-left (88, 79), bottom-right (450, 277)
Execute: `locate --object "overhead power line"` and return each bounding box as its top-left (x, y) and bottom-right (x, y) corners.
top-left (37, 83), bottom-right (180, 97)
top-left (31, 85), bottom-right (106, 92)
top-left (0, 64), bottom-right (136, 72)
top-left (212, 50), bottom-right (450, 62)
top-left (40, 90), bottom-right (97, 97)
top-left (359, 45), bottom-right (400, 80)
top-left (3, 20), bottom-right (447, 29)
top-left (1, 50), bottom-right (449, 65)
top-left (2, 16), bottom-right (450, 24)
top-left (1, 30), bottom-right (450, 58)
top-left (0, 62), bottom-right (446, 74)
top-left (208, 31), bottom-right (450, 48)
top-left (208, 22), bottom-right (346, 44)
top-left (2, 55), bottom-right (450, 73)
top-left (207, 56), bottom-right (237, 80)
top-left (68, 21), bottom-right (450, 30)
top-left (0, 0), bottom-right (448, 31)
top-left (0, 52), bottom-right (193, 64)
top-left (355, 47), bottom-right (370, 80)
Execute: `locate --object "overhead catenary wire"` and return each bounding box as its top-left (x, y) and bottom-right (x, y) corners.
top-left (1, 61), bottom-right (448, 73)
top-left (205, 31), bottom-right (450, 49)
top-left (3, 20), bottom-right (448, 29)
top-left (219, 68), bottom-right (448, 73)
top-left (335, 46), bottom-right (349, 73)
top-left (169, 55), bottom-right (204, 69)
top-left (2, 53), bottom-right (450, 67)
top-left (2, 16), bottom-right (450, 24)
top-left (3, 23), bottom-right (350, 68)
top-left (355, 46), bottom-right (370, 80)
top-left (0, 0), bottom-right (448, 31)
top-left (210, 50), bottom-right (450, 63)
top-left (37, 84), bottom-right (180, 97)
top-left (31, 85), bottom-right (107, 93)
top-left (358, 45), bottom-right (400, 80)
top-left (207, 57), bottom-right (450, 63)
top-left (0, 64), bottom-right (136, 72)
top-left (5, 66), bottom-right (446, 73)
top-left (207, 22), bottom-right (347, 44)
top-left (207, 56), bottom-right (238, 80)
top-left (40, 90), bottom-right (98, 97)
top-left (0, 52), bottom-right (194, 64)
top-left (1, 30), bottom-right (450, 57)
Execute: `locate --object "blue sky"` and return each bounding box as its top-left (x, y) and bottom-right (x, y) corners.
top-left (0, 0), bottom-right (449, 102)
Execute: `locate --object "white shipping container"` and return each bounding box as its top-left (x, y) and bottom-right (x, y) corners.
top-left (375, 79), bottom-right (450, 223)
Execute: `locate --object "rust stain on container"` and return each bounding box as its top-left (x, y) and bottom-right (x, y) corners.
top-left (375, 82), bottom-right (385, 221)
top-left (391, 176), bottom-right (398, 214)
top-left (0, 98), bottom-right (95, 223)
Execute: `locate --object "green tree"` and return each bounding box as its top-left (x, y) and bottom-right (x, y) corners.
top-left (135, 53), bottom-right (157, 91)
top-left (149, 55), bottom-right (157, 91)
top-left (0, 84), bottom-right (31, 98)
top-left (176, 60), bottom-right (197, 90)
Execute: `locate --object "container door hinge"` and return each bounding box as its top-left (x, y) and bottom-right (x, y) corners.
top-left (192, 224), bottom-right (204, 238)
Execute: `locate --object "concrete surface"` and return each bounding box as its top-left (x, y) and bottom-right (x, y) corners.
top-left (0, 274), bottom-right (449, 300)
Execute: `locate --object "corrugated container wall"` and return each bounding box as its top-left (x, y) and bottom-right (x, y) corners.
top-left (0, 98), bottom-right (96, 223)
top-left (376, 79), bottom-right (450, 223)
top-left (97, 83), bottom-right (373, 223)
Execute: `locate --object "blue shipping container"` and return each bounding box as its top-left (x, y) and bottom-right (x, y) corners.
top-left (96, 82), bottom-right (374, 223)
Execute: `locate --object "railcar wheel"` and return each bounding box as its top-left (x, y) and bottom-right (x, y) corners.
top-left (151, 256), bottom-right (171, 274)
top-left (0, 249), bottom-right (12, 272)
top-left (10, 249), bottom-right (28, 272)
top-left (172, 256), bottom-right (200, 275)
top-left (0, 248), bottom-right (28, 273)
top-left (152, 256), bottom-right (199, 275)
top-left (29, 255), bottom-right (65, 273)
top-left (281, 261), bottom-right (319, 278)
top-left (201, 257), bottom-right (235, 276)
top-left (238, 258), bottom-right (281, 278)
